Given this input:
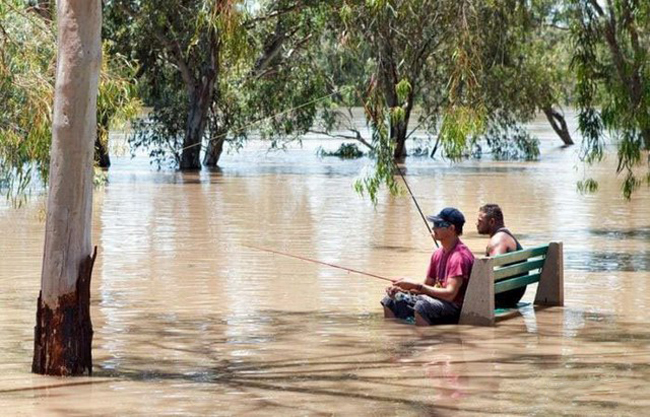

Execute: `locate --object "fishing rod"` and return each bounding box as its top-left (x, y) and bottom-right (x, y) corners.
top-left (244, 244), bottom-right (396, 283)
top-left (392, 160), bottom-right (439, 248)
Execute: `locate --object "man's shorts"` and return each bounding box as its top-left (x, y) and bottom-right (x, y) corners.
top-left (381, 292), bottom-right (461, 325)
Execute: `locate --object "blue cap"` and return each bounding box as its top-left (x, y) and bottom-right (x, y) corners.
top-left (426, 207), bottom-right (466, 229)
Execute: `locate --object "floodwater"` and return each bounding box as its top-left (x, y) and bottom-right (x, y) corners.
top-left (1, 113), bottom-right (650, 416)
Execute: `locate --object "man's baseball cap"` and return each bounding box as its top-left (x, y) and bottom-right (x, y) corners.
top-left (426, 207), bottom-right (466, 228)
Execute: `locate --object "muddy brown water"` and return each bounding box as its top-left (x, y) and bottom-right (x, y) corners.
top-left (1, 114), bottom-right (649, 416)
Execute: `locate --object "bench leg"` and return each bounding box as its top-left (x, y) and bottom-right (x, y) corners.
top-left (459, 258), bottom-right (495, 326)
top-left (534, 241), bottom-right (564, 306)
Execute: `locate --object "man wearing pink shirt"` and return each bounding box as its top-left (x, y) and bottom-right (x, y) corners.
top-left (381, 207), bottom-right (475, 326)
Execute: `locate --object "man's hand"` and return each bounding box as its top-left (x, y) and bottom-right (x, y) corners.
top-left (393, 280), bottom-right (421, 292)
top-left (386, 279), bottom-right (424, 298)
top-left (385, 285), bottom-right (401, 297)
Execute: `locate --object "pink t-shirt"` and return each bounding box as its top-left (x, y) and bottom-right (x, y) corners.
top-left (426, 239), bottom-right (475, 306)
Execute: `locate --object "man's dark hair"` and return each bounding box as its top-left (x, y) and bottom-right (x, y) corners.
top-left (479, 204), bottom-right (504, 225)
top-left (453, 223), bottom-right (463, 236)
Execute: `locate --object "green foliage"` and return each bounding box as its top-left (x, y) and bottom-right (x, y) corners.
top-left (439, 105), bottom-right (486, 161)
top-left (482, 114), bottom-right (540, 161)
top-left (324, 0), bottom-right (555, 202)
top-left (469, 1), bottom-right (572, 159)
top-left (353, 81), bottom-right (399, 205)
top-left (97, 47), bottom-right (141, 157)
top-left (128, 74), bottom-right (187, 167)
top-left (317, 143), bottom-right (364, 159)
top-left (570, 0), bottom-right (650, 198)
top-left (0, 0), bottom-right (54, 203)
top-left (577, 177), bottom-right (599, 194)
top-left (0, 0), bottom-right (140, 204)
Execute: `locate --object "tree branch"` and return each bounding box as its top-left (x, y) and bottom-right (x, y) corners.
top-left (405, 120), bottom-right (426, 140)
top-left (587, 0), bottom-right (605, 17)
top-left (117, 3), bottom-right (196, 93)
top-left (242, 4), bottom-right (302, 29)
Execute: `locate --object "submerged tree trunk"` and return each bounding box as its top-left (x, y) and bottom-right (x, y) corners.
top-left (543, 106), bottom-right (574, 146)
top-left (203, 127), bottom-right (227, 167)
top-left (95, 133), bottom-right (111, 168)
top-left (180, 84), bottom-right (214, 170)
top-left (392, 120), bottom-right (408, 160)
top-left (179, 32), bottom-right (218, 170)
top-left (32, 0), bottom-right (101, 376)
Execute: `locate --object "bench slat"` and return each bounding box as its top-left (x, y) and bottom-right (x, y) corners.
top-left (491, 245), bottom-right (549, 267)
top-left (494, 259), bottom-right (546, 281)
top-left (495, 273), bottom-right (541, 294)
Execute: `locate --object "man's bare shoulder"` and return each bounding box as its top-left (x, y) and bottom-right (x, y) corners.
top-left (489, 230), bottom-right (517, 255)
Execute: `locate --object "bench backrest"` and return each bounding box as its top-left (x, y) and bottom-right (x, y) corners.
top-left (492, 244), bottom-right (549, 294)
top-left (459, 241), bottom-right (564, 326)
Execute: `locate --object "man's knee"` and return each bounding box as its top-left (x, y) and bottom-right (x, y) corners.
top-left (383, 305), bottom-right (396, 318)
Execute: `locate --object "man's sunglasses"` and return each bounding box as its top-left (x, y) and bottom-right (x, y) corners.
top-left (432, 220), bottom-right (451, 228)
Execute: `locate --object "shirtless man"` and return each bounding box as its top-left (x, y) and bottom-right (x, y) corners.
top-left (476, 204), bottom-right (525, 308)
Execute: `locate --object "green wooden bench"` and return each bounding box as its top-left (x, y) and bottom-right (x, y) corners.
top-left (459, 242), bottom-right (564, 326)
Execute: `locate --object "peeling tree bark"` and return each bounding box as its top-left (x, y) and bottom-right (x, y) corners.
top-left (32, 0), bottom-right (101, 377)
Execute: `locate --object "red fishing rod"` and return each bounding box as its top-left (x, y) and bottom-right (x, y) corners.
top-left (244, 244), bottom-right (396, 283)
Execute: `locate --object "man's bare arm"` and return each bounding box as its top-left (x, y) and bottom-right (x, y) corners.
top-left (419, 276), bottom-right (464, 302)
top-left (487, 232), bottom-right (517, 256)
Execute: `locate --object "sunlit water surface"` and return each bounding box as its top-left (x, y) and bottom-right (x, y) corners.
top-left (1, 114), bottom-right (649, 416)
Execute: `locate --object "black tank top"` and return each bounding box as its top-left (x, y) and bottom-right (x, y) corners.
top-left (495, 227), bottom-right (523, 252)
top-left (493, 227), bottom-right (526, 308)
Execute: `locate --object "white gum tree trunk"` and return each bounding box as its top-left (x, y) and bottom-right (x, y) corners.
top-left (32, 0), bottom-right (101, 376)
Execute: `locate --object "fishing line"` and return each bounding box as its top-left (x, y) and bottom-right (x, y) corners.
top-left (244, 244), bottom-right (396, 283)
top-left (392, 161), bottom-right (439, 248)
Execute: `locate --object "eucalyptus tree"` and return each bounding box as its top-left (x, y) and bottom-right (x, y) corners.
top-left (105, 0), bottom-right (249, 170)
top-left (106, 0), bottom-right (330, 169)
top-left (317, 0), bottom-right (511, 200)
top-left (475, 0), bottom-right (575, 159)
top-left (317, 1), bottom-right (572, 164)
top-left (327, 0), bottom-right (466, 161)
top-left (32, 0), bottom-right (101, 376)
top-left (570, 0), bottom-right (650, 198)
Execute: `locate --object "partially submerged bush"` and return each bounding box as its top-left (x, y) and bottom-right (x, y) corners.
top-left (482, 121), bottom-right (540, 161)
top-left (317, 143), bottom-right (364, 159)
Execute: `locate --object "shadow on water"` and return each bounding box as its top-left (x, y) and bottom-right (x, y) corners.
top-left (84, 308), bottom-right (650, 415)
top-left (92, 314), bottom-right (444, 414)
top-left (90, 310), bottom-right (521, 415)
